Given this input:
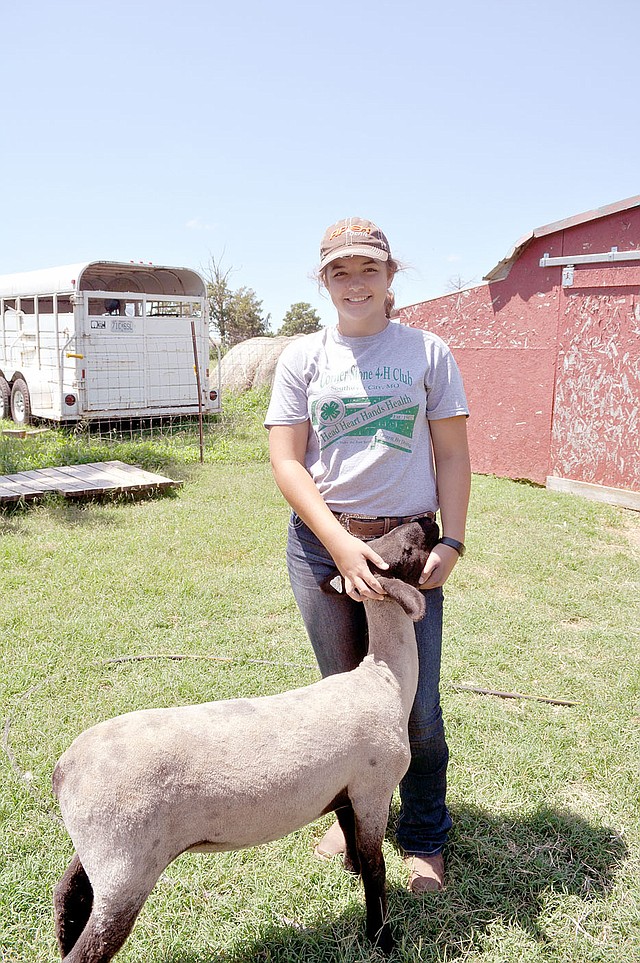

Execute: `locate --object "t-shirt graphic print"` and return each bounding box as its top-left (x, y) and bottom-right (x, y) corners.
top-left (311, 391), bottom-right (419, 453)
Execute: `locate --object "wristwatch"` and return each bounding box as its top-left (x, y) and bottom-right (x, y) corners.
top-left (438, 536), bottom-right (466, 557)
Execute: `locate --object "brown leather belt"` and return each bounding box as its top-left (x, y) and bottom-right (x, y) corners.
top-left (333, 511), bottom-right (436, 540)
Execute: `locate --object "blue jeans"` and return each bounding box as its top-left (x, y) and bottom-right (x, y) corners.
top-left (286, 513), bottom-right (452, 856)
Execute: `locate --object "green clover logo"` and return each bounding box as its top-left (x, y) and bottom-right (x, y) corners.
top-left (320, 400), bottom-right (342, 422)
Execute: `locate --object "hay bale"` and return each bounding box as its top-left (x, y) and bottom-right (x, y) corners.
top-left (220, 336), bottom-right (301, 392)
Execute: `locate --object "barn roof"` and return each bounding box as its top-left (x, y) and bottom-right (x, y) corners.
top-left (483, 194), bottom-right (640, 282)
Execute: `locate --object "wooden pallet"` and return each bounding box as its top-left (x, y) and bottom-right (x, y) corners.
top-left (0, 460), bottom-right (182, 504)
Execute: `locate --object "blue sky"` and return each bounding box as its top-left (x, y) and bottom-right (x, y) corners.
top-left (1, 0), bottom-right (638, 328)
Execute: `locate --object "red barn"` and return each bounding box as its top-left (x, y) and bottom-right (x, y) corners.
top-left (398, 195), bottom-right (640, 510)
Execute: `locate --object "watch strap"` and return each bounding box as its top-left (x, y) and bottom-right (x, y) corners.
top-left (438, 536), bottom-right (466, 557)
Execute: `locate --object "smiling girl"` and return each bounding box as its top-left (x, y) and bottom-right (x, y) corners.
top-left (265, 217), bottom-right (470, 892)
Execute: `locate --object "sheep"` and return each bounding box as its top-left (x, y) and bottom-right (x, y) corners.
top-left (52, 518), bottom-right (438, 961)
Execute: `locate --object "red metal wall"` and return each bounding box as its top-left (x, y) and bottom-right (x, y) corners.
top-left (399, 206), bottom-right (640, 492)
top-left (552, 283), bottom-right (639, 488)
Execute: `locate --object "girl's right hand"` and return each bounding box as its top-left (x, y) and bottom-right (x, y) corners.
top-left (330, 531), bottom-right (389, 601)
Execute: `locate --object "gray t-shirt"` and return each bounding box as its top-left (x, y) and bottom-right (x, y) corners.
top-left (265, 322), bottom-right (469, 516)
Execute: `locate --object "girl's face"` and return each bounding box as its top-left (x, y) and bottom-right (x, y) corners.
top-left (323, 256), bottom-right (393, 333)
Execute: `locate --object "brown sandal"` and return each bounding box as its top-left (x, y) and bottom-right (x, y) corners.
top-left (404, 852), bottom-right (445, 893)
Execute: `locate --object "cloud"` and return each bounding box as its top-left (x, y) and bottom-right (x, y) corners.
top-left (186, 217), bottom-right (215, 231)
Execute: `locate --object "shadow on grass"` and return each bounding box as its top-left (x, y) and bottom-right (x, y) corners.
top-left (158, 803), bottom-right (627, 962)
top-left (0, 484), bottom-right (181, 529)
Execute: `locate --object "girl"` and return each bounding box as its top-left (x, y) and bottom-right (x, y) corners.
top-left (265, 217), bottom-right (470, 892)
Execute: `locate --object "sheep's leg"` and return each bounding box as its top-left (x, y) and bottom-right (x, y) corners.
top-left (57, 894), bottom-right (147, 963)
top-left (54, 855), bottom-right (157, 963)
top-left (334, 804), bottom-right (360, 875)
top-left (353, 807), bottom-right (394, 954)
top-left (54, 854), bottom-right (93, 957)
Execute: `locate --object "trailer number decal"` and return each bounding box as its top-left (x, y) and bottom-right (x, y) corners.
top-left (111, 319), bottom-right (134, 333)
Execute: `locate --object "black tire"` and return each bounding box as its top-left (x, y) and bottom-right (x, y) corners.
top-left (10, 378), bottom-right (32, 425)
top-left (0, 376), bottom-right (10, 420)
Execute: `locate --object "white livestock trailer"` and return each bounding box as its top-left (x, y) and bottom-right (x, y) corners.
top-left (0, 261), bottom-right (221, 425)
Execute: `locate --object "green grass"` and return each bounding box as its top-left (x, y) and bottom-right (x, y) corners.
top-left (0, 387), bottom-right (272, 477)
top-left (1, 392), bottom-right (639, 962)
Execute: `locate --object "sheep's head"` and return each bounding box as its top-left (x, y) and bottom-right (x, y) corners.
top-left (321, 519), bottom-right (439, 621)
top-left (367, 519), bottom-right (439, 620)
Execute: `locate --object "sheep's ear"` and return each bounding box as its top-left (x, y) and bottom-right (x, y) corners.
top-left (376, 576), bottom-right (426, 621)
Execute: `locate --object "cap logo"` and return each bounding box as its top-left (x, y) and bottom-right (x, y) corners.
top-left (319, 217), bottom-right (390, 269)
top-left (329, 223), bottom-right (372, 241)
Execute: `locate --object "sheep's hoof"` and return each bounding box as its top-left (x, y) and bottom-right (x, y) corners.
top-left (370, 922), bottom-right (394, 955)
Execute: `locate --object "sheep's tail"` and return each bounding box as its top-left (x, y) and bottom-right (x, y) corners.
top-left (54, 853), bottom-right (93, 958)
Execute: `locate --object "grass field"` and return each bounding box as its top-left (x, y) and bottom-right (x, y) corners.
top-left (1, 394), bottom-right (639, 962)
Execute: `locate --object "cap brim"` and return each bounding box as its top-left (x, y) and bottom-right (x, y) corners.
top-left (320, 246), bottom-right (389, 269)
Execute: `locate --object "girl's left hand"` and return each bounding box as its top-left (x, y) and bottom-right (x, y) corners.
top-left (326, 527), bottom-right (390, 601)
top-left (418, 543), bottom-right (459, 590)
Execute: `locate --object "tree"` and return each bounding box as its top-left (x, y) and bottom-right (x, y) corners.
top-left (204, 254), bottom-right (270, 347)
top-left (227, 286), bottom-right (271, 346)
top-left (445, 273), bottom-right (475, 293)
top-left (203, 254), bottom-right (235, 345)
top-left (277, 302), bottom-right (322, 337)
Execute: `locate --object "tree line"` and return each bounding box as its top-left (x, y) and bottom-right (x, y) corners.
top-left (204, 255), bottom-right (322, 348)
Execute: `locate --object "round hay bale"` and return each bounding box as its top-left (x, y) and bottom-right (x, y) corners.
top-left (220, 336), bottom-right (301, 392)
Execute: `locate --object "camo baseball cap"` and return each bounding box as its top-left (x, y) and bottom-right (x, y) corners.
top-left (320, 217), bottom-right (391, 269)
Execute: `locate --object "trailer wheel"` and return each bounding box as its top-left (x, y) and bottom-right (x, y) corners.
top-left (0, 377), bottom-right (10, 420)
top-left (10, 378), bottom-right (32, 426)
